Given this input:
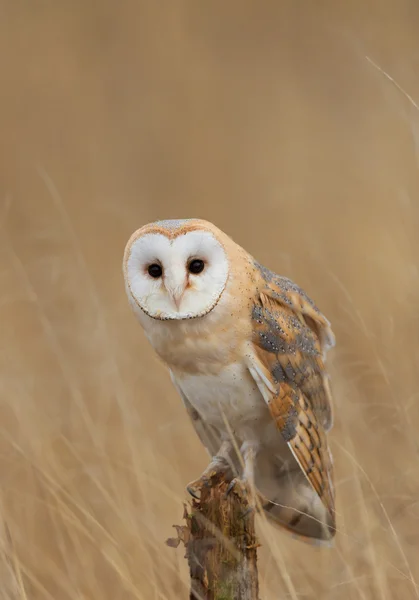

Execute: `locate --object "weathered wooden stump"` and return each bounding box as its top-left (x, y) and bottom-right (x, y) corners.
top-left (167, 472), bottom-right (260, 600)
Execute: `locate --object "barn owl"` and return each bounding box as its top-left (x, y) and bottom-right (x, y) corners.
top-left (123, 218), bottom-right (336, 542)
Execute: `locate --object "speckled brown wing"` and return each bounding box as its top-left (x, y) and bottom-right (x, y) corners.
top-left (255, 263), bottom-right (335, 348)
top-left (254, 262), bottom-right (335, 430)
top-left (265, 379), bottom-right (335, 524)
top-left (247, 264), bottom-right (336, 535)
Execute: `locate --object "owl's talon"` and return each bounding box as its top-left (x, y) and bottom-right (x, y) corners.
top-left (187, 454), bottom-right (232, 500)
top-left (225, 479), bottom-right (235, 497)
top-left (187, 475), bottom-right (212, 499)
top-left (225, 477), bottom-right (248, 499)
top-left (186, 484), bottom-right (201, 500)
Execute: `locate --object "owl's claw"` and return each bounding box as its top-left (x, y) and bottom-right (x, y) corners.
top-left (187, 474), bottom-right (215, 499)
top-left (225, 477), bottom-right (249, 499)
top-left (225, 477), bottom-right (258, 518)
top-left (186, 484), bottom-right (202, 500)
top-left (186, 456), bottom-right (232, 500)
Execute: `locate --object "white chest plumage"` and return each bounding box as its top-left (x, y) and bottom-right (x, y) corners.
top-left (172, 362), bottom-right (275, 445)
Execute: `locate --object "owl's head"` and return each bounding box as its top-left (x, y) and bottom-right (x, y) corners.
top-left (123, 219), bottom-right (230, 321)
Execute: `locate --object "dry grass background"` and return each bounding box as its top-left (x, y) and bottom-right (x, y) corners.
top-left (1, 1), bottom-right (419, 598)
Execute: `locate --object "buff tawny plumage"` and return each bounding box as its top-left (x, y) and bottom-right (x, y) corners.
top-left (123, 218), bottom-right (336, 542)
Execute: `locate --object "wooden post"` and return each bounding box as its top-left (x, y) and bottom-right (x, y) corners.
top-left (167, 472), bottom-right (260, 600)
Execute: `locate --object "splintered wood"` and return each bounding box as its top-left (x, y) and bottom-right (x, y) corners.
top-left (166, 472), bottom-right (260, 600)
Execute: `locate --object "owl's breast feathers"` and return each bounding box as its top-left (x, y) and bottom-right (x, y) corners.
top-left (143, 303), bottom-right (251, 377)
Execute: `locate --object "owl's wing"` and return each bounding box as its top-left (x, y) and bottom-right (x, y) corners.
top-left (255, 263), bottom-right (335, 430)
top-left (169, 372), bottom-right (222, 458)
top-left (255, 263), bottom-right (335, 350)
top-left (247, 268), bottom-right (336, 537)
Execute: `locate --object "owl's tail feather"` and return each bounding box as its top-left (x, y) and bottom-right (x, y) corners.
top-left (259, 495), bottom-right (336, 545)
top-left (254, 465), bottom-right (336, 544)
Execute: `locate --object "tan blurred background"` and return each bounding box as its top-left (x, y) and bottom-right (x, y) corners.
top-left (1, 1), bottom-right (419, 598)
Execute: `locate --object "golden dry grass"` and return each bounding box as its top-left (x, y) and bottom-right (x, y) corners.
top-left (1, 1), bottom-right (419, 598)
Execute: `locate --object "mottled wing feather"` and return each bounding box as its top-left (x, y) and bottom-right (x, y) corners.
top-left (287, 387), bottom-right (335, 519)
top-left (249, 265), bottom-right (336, 526)
top-left (255, 262), bottom-right (335, 430)
top-left (255, 262), bottom-right (335, 353)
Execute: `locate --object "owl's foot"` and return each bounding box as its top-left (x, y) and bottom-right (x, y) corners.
top-left (225, 477), bottom-right (257, 519)
top-left (186, 457), bottom-right (232, 500)
top-left (187, 440), bottom-right (234, 500)
top-left (225, 443), bottom-right (259, 519)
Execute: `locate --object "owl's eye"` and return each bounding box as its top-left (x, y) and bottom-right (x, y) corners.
top-left (188, 259), bottom-right (205, 274)
top-left (147, 263), bottom-right (163, 278)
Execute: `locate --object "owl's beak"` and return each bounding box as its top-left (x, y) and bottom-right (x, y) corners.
top-left (164, 270), bottom-right (187, 311)
top-left (170, 289), bottom-right (185, 311)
